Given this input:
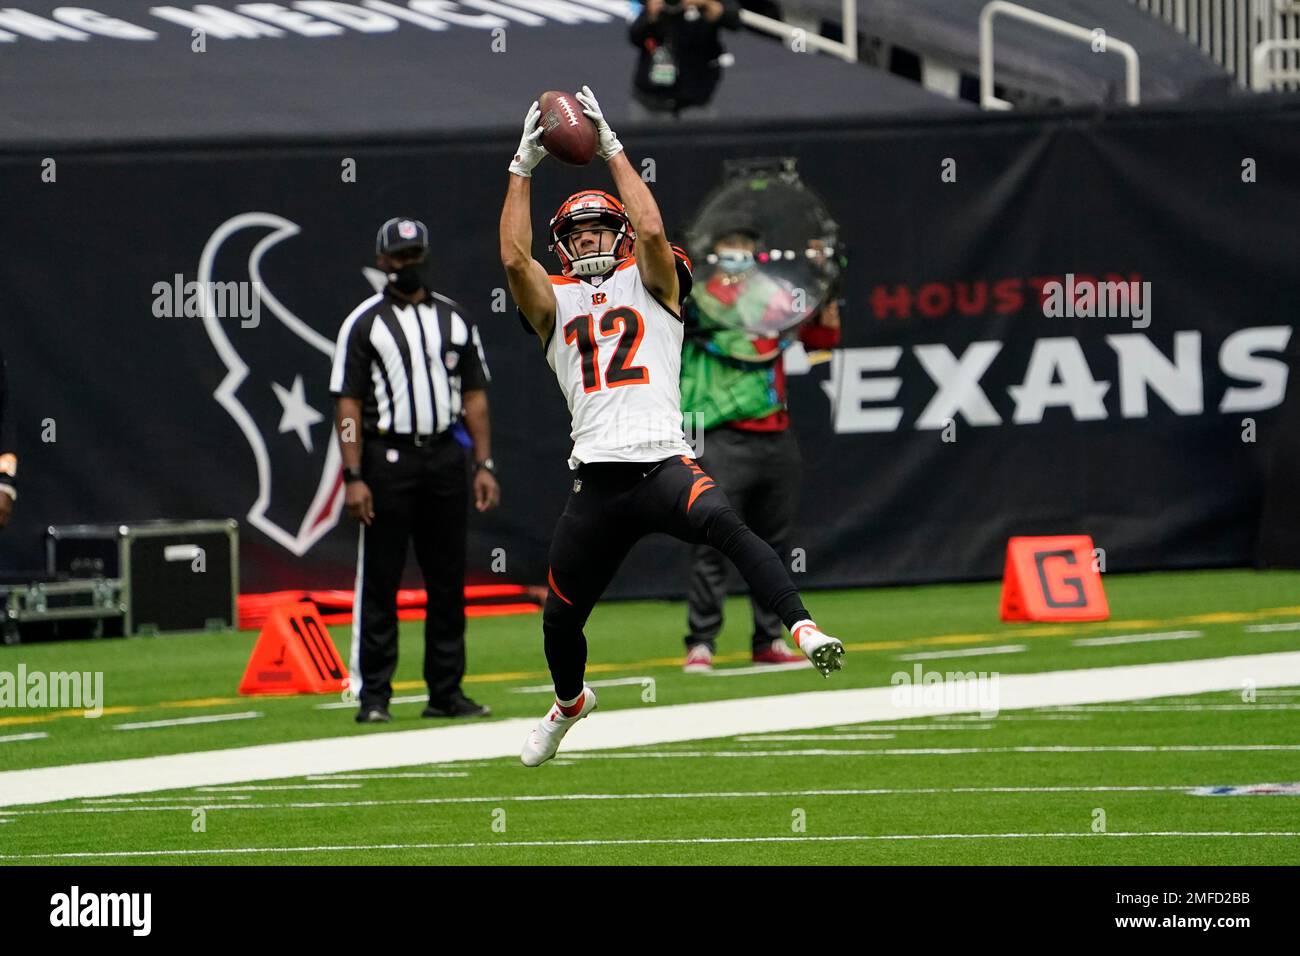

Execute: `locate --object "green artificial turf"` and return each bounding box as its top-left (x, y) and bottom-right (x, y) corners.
top-left (0, 569), bottom-right (1297, 864)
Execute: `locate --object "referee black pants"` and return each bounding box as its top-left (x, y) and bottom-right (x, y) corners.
top-left (542, 455), bottom-right (811, 701)
top-left (352, 432), bottom-right (468, 710)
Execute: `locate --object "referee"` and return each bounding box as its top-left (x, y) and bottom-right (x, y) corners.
top-left (0, 341), bottom-right (15, 530)
top-left (330, 217), bottom-right (500, 724)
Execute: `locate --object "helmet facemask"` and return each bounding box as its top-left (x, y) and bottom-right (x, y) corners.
top-left (549, 194), bottom-right (636, 278)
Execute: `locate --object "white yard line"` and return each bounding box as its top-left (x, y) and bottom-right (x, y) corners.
top-left (557, 744), bottom-right (1300, 759)
top-left (829, 724), bottom-right (994, 731)
top-left (701, 662), bottom-right (811, 676)
top-left (305, 772), bottom-right (469, 780)
top-left (113, 712), bottom-right (262, 731)
top-left (195, 784), bottom-right (360, 792)
top-left (0, 784), bottom-right (1275, 819)
top-left (895, 645), bottom-right (1026, 661)
top-left (952, 714), bottom-right (1092, 721)
top-left (315, 695), bottom-right (423, 711)
top-left (1245, 622), bottom-right (1300, 633)
top-left (1072, 630), bottom-right (1202, 647)
top-left (82, 795), bottom-right (252, 804)
top-left (2, 831), bottom-right (1297, 860)
top-left (736, 734), bottom-right (897, 741)
top-left (1045, 704), bottom-right (1300, 712)
top-left (510, 677), bottom-right (654, 694)
top-left (3, 650), bottom-right (1300, 808)
top-left (0, 732), bottom-right (49, 744)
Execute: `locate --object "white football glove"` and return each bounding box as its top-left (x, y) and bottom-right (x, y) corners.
top-left (509, 100), bottom-right (547, 178)
top-left (576, 85), bottom-right (623, 161)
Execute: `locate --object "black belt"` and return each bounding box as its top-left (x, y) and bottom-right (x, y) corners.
top-left (367, 430), bottom-right (451, 448)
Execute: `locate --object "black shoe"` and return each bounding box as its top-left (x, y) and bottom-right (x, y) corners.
top-left (355, 704), bottom-right (391, 724)
top-left (422, 694), bottom-right (491, 718)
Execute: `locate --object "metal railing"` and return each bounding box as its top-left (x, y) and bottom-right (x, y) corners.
top-left (980, 0), bottom-right (1141, 109)
top-left (1131, 0), bottom-right (1300, 89)
top-left (1252, 36), bottom-right (1300, 85)
top-left (739, 0), bottom-right (858, 63)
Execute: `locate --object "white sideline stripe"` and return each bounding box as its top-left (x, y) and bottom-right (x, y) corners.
top-left (702, 662), bottom-right (811, 676)
top-left (4, 831), bottom-right (1298, 860)
top-left (557, 745), bottom-right (1300, 759)
top-left (1139, 696), bottom-right (1236, 704)
top-left (82, 795), bottom-right (252, 804)
top-left (0, 784), bottom-right (1213, 818)
top-left (3, 650), bottom-right (1300, 808)
top-left (511, 677), bottom-right (654, 694)
top-left (1245, 622), bottom-right (1300, 633)
top-left (316, 694), bottom-right (424, 711)
top-left (113, 712), bottom-right (262, 731)
top-left (1072, 630), bottom-right (1202, 647)
top-left (196, 784), bottom-right (360, 792)
top-left (829, 724), bottom-right (994, 731)
top-left (737, 734), bottom-right (897, 741)
top-left (896, 645), bottom-right (1026, 661)
top-left (1045, 704), bottom-right (1300, 712)
top-left (0, 733), bottom-right (48, 744)
top-left (305, 773), bottom-right (469, 780)
top-left (954, 714), bottom-right (1092, 721)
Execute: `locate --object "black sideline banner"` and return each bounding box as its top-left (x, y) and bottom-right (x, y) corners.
top-left (1, 99), bottom-right (1297, 597)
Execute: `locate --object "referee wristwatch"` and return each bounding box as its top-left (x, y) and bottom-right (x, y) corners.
top-left (475, 458), bottom-right (497, 476)
top-left (343, 467), bottom-right (364, 484)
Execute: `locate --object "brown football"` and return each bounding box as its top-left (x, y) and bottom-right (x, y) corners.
top-left (538, 90), bottom-right (597, 166)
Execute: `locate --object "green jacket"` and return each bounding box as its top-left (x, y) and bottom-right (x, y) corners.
top-left (680, 274), bottom-right (786, 432)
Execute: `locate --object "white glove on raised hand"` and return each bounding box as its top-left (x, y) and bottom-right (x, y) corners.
top-left (509, 100), bottom-right (547, 178)
top-left (576, 85), bottom-right (623, 161)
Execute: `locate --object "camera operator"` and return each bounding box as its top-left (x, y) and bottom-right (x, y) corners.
top-left (629, 0), bottom-right (740, 117)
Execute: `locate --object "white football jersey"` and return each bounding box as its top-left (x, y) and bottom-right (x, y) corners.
top-left (545, 258), bottom-right (695, 469)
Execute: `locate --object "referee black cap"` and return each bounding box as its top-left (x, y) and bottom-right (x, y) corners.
top-left (376, 217), bottom-right (430, 256)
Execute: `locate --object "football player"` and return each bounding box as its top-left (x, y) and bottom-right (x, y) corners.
top-left (499, 86), bottom-right (844, 767)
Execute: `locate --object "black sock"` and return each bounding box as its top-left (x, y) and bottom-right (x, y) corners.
top-left (707, 509), bottom-right (810, 632)
top-left (542, 620), bottom-right (587, 703)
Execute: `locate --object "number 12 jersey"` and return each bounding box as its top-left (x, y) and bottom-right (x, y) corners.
top-left (545, 257), bottom-right (696, 470)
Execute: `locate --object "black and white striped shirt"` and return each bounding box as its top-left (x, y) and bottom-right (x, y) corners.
top-left (330, 289), bottom-right (490, 437)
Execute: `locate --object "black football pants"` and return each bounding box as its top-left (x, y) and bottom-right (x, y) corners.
top-left (542, 455), bottom-right (810, 701)
top-left (352, 432), bottom-right (468, 710)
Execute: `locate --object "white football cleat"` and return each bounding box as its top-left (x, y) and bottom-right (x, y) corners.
top-left (520, 686), bottom-right (598, 767)
top-left (791, 621), bottom-right (845, 678)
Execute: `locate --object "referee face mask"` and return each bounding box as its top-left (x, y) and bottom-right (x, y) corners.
top-left (382, 250), bottom-right (427, 295)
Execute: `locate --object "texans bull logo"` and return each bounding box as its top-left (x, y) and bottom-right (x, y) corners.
top-left (199, 212), bottom-right (366, 556)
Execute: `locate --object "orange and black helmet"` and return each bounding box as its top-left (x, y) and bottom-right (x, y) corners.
top-left (548, 189), bottom-right (636, 278)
